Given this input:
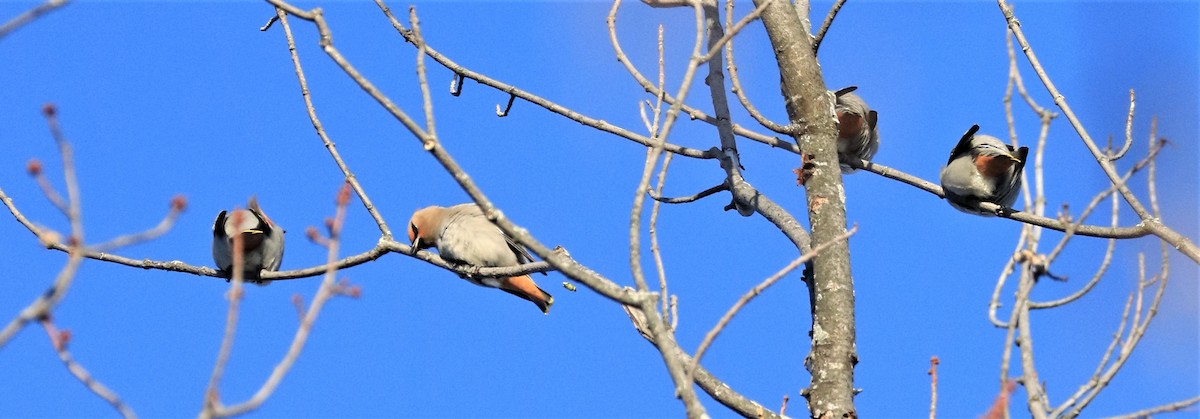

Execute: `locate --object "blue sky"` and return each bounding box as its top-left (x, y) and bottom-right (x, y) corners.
top-left (1, 1), bottom-right (1196, 418)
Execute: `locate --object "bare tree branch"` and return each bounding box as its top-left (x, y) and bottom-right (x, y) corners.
top-left (1, 106), bottom-right (89, 350)
top-left (996, 0), bottom-right (1199, 263)
top-left (624, 298), bottom-right (787, 419)
top-left (649, 182), bottom-right (729, 204)
top-left (1028, 193), bottom-right (1118, 309)
top-left (846, 158), bottom-right (1154, 239)
top-left (608, 0), bottom-right (794, 151)
top-left (757, 0), bottom-right (857, 415)
top-left (206, 183), bottom-right (360, 418)
top-left (92, 196), bottom-right (187, 252)
top-left (928, 356), bottom-right (940, 419)
top-left (0, 0), bottom-right (67, 40)
top-left (267, 5), bottom-right (394, 239)
top-left (1012, 268), bottom-right (1050, 419)
top-left (811, 0), bottom-right (845, 54)
top-left (40, 318), bottom-right (135, 419)
top-left (725, 0), bottom-right (793, 134)
top-left (689, 225), bottom-right (858, 377)
top-left (376, 0), bottom-right (716, 160)
top-left (1105, 396), bottom-right (1200, 419)
top-left (201, 211), bottom-right (249, 417)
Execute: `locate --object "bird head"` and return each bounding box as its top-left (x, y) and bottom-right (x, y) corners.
top-left (407, 206), bottom-right (443, 253)
top-left (223, 208), bottom-right (266, 251)
top-left (969, 135), bottom-right (1022, 177)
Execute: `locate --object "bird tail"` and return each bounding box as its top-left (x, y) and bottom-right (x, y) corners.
top-left (500, 275), bottom-right (554, 315)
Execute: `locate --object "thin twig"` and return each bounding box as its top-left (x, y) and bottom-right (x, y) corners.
top-left (623, 299), bottom-right (784, 419)
top-left (997, 0), bottom-right (1199, 263)
top-left (650, 152), bottom-right (674, 326)
top-left (1105, 396), bottom-right (1200, 419)
top-left (846, 159), bottom-right (1151, 239)
top-left (273, 4), bottom-right (393, 239)
top-left (377, 0), bottom-right (715, 159)
top-left (697, 0), bottom-right (772, 63)
top-left (689, 225), bottom-right (858, 377)
top-left (1054, 291), bottom-right (1132, 416)
top-left (1058, 250), bottom-right (1172, 418)
top-left (369, 0), bottom-right (650, 306)
top-left (621, 3), bottom-right (713, 415)
top-left (0, 0), bottom-right (68, 40)
top-left (928, 356), bottom-right (940, 419)
top-left (1146, 118), bottom-right (1161, 217)
top-left (724, 0), bottom-right (792, 134)
top-left (1110, 89), bottom-right (1135, 160)
top-left (987, 216), bottom-right (1028, 328)
top-left (981, 380), bottom-right (1018, 419)
top-left (648, 27), bottom-right (672, 329)
top-left (811, 0), bottom-right (845, 54)
top-left (40, 318), bottom-right (135, 419)
top-left (92, 195), bottom-right (187, 252)
top-left (0, 105), bottom-right (88, 350)
top-left (649, 183), bottom-right (729, 204)
top-left (608, 0), bottom-right (792, 152)
top-left (409, 6), bottom-right (436, 138)
top-left (1029, 193), bottom-right (1118, 309)
top-left (28, 159), bottom-right (69, 216)
top-left (201, 212), bottom-right (248, 418)
top-left (1014, 267), bottom-right (1050, 418)
top-left (209, 184), bottom-right (359, 417)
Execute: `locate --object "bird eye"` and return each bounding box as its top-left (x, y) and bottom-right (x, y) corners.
top-left (410, 223), bottom-right (418, 236)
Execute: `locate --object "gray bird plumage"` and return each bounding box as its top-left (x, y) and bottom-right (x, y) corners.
top-left (834, 86), bottom-right (880, 173)
top-left (408, 203), bottom-right (553, 314)
top-left (939, 125), bottom-right (1029, 216)
top-left (212, 197), bottom-right (285, 284)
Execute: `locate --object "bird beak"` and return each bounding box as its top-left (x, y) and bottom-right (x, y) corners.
top-left (409, 235), bottom-right (420, 255)
top-left (1003, 153), bottom-right (1021, 162)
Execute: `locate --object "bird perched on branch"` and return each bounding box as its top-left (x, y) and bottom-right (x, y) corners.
top-left (212, 197), bottom-right (285, 284)
top-left (833, 86), bottom-right (880, 173)
top-left (939, 125), bottom-right (1029, 216)
top-left (408, 204), bottom-right (553, 314)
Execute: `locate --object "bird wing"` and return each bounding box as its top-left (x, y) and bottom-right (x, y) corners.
top-left (947, 124), bottom-right (981, 164)
top-left (833, 85), bottom-right (858, 97)
top-left (212, 210), bottom-right (228, 238)
top-left (993, 146), bottom-right (1030, 207)
top-left (502, 232), bottom-right (544, 276)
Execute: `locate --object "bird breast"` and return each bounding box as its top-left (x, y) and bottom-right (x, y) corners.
top-left (941, 157), bottom-right (996, 198)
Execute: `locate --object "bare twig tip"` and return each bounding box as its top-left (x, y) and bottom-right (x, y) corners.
top-left (41, 103), bottom-right (56, 117)
top-left (26, 158), bottom-right (42, 176)
top-left (339, 285), bottom-right (362, 299)
top-left (337, 183), bottom-right (352, 207)
top-left (291, 294), bottom-right (305, 317)
top-left (55, 329), bottom-right (72, 351)
top-left (170, 195), bottom-right (188, 212)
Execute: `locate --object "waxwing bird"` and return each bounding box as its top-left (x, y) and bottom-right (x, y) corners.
top-left (834, 86), bottom-right (880, 173)
top-left (939, 125), bottom-right (1029, 216)
top-left (212, 197), bottom-right (285, 284)
top-left (408, 204), bottom-right (553, 314)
